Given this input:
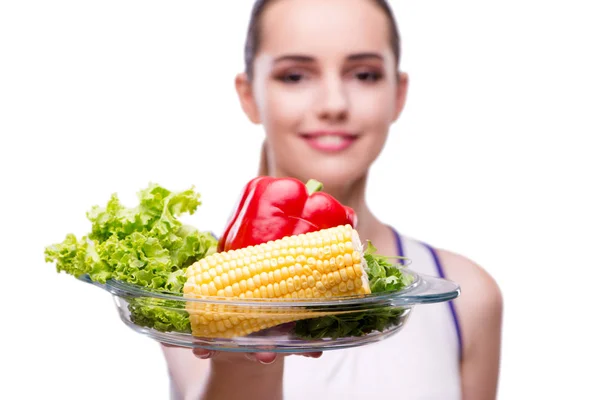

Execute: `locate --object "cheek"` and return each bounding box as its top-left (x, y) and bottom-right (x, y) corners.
top-left (349, 84), bottom-right (397, 129)
top-left (262, 85), bottom-right (313, 132)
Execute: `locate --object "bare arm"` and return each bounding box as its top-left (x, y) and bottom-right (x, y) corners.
top-left (436, 249), bottom-right (503, 400)
top-left (161, 346), bottom-right (210, 399)
top-left (161, 345), bottom-right (320, 400)
top-left (161, 346), bottom-right (284, 400)
top-left (200, 356), bottom-right (284, 400)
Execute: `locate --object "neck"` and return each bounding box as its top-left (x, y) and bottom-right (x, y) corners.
top-left (326, 174), bottom-right (383, 243)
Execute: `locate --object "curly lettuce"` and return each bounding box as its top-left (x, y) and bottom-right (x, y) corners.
top-left (44, 183), bottom-right (217, 293)
top-left (44, 183), bottom-right (218, 333)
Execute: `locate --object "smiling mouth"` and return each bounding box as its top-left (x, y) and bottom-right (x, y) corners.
top-left (299, 132), bottom-right (359, 152)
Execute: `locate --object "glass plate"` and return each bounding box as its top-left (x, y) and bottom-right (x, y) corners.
top-left (79, 267), bottom-right (460, 353)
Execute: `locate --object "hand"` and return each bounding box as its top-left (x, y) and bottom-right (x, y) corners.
top-left (161, 343), bottom-right (322, 365)
top-left (192, 348), bottom-right (322, 365)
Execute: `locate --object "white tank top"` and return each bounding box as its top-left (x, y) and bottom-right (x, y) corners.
top-left (282, 229), bottom-right (463, 399)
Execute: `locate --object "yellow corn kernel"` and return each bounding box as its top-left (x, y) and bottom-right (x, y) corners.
top-left (183, 225), bottom-right (371, 338)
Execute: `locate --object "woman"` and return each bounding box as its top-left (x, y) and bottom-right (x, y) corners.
top-left (162, 0), bottom-right (503, 399)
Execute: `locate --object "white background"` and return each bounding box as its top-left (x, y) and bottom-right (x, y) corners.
top-left (1, 0), bottom-right (599, 399)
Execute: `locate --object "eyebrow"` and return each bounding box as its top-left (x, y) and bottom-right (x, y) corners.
top-left (273, 54), bottom-right (314, 63)
top-left (273, 52), bottom-right (384, 64)
top-left (347, 52), bottom-right (384, 61)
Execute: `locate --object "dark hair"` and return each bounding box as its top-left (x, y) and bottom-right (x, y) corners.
top-left (243, 0), bottom-right (401, 81)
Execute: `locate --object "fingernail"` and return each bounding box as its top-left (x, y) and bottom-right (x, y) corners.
top-left (257, 354), bottom-right (277, 365)
top-left (194, 350), bottom-right (212, 359)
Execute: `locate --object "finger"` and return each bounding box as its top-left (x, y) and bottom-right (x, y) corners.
top-left (193, 348), bottom-right (216, 359)
top-left (253, 352), bottom-right (278, 365)
top-left (301, 351), bottom-right (323, 358)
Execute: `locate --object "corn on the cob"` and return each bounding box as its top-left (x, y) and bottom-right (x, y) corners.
top-left (183, 224), bottom-right (371, 338)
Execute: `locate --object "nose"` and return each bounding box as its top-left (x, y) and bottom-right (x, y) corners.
top-left (315, 75), bottom-right (349, 123)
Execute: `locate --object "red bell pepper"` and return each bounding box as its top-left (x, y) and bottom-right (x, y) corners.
top-left (218, 177), bottom-right (357, 252)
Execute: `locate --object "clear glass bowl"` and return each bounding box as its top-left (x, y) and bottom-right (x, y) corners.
top-left (80, 267), bottom-right (460, 353)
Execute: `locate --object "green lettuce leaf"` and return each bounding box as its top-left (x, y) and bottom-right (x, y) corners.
top-left (44, 183), bottom-right (218, 333)
top-left (44, 183), bottom-right (217, 292)
top-left (127, 297), bottom-right (192, 334)
top-left (363, 241), bottom-right (413, 293)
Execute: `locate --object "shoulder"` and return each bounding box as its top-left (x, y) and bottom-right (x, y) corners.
top-left (394, 232), bottom-right (503, 347)
top-left (433, 247), bottom-right (503, 397)
top-left (435, 248), bottom-right (503, 309)
top-left (434, 248), bottom-right (503, 321)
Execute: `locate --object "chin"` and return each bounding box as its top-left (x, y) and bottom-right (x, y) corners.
top-left (285, 159), bottom-right (367, 192)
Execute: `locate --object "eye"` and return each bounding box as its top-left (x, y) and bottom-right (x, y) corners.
top-left (355, 70), bottom-right (383, 82)
top-left (278, 72), bottom-right (305, 83)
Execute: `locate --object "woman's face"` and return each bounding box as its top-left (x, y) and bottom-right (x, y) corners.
top-left (237, 0), bottom-right (408, 189)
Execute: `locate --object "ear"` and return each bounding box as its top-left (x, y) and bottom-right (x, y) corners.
top-left (235, 72), bottom-right (261, 124)
top-left (392, 71), bottom-right (409, 122)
